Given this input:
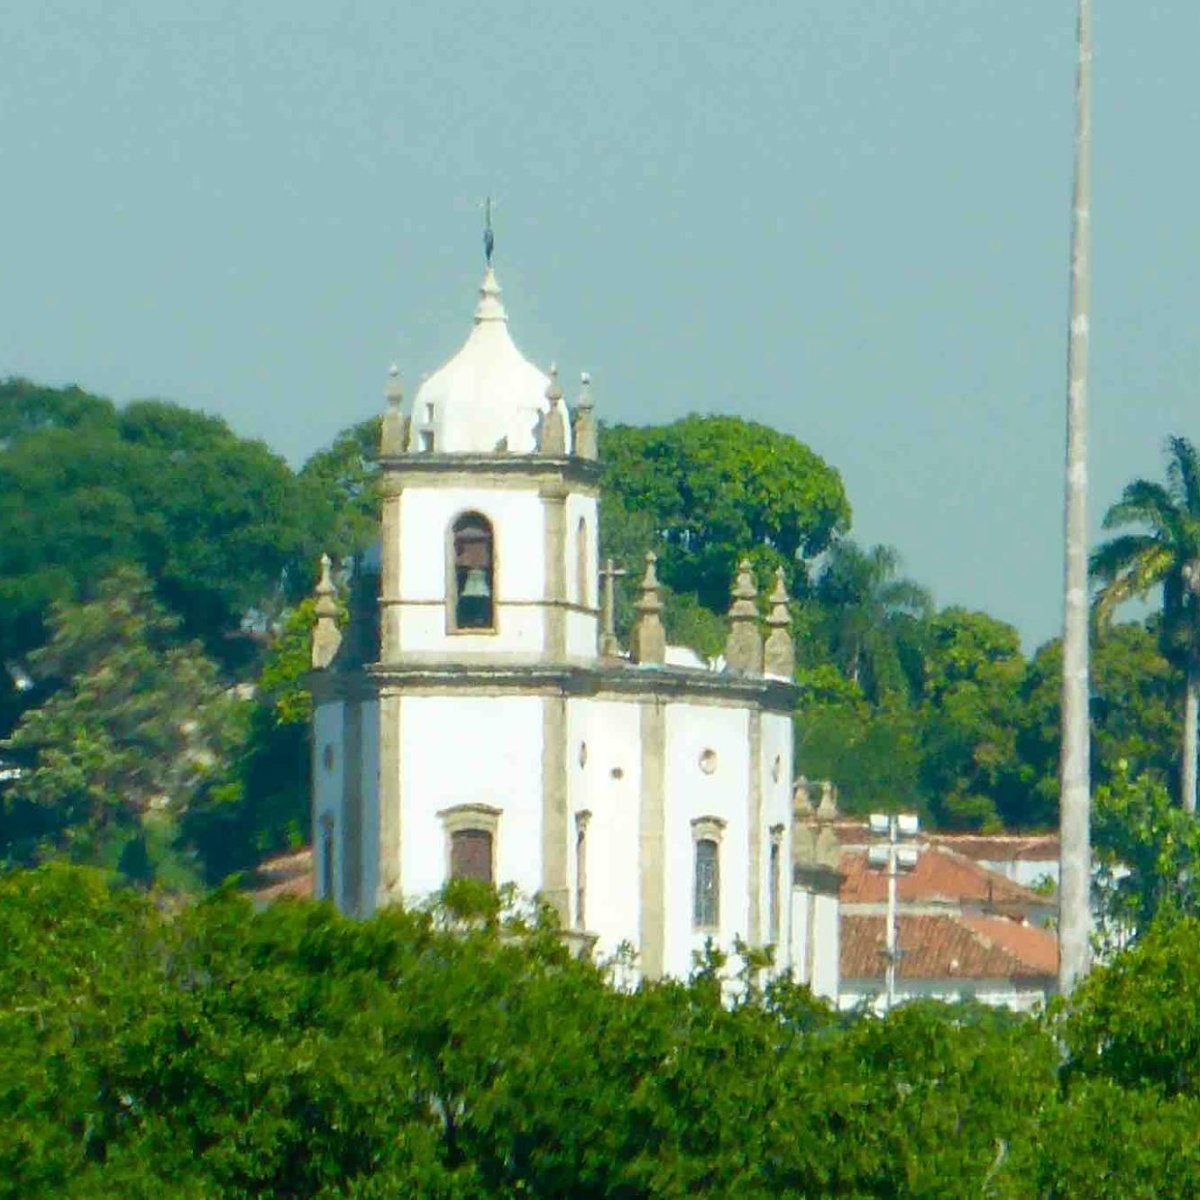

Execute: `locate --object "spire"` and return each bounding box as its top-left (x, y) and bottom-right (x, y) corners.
top-left (572, 370), bottom-right (598, 460)
top-left (540, 364), bottom-right (569, 454)
top-left (631, 552), bottom-right (666, 664)
top-left (474, 266), bottom-right (508, 323)
top-left (380, 364), bottom-right (408, 455)
top-left (724, 558), bottom-right (763, 674)
top-left (763, 566), bottom-right (795, 679)
top-left (311, 554), bottom-right (343, 669)
top-left (483, 195), bottom-right (495, 266)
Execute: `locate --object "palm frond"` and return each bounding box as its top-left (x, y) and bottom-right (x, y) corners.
top-left (1102, 479), bottom-right (1180, 537)
top-left (1089, 533), bottom-right (1161, 583)
top-left (1166, 435), bottom-right (1200, 517)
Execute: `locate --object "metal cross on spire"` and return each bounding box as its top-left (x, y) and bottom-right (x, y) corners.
top-left (483, 195), bottom-right (495, 266)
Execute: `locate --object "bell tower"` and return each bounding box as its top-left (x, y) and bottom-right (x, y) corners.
top-left (376, 268), bottom-right (601, 667)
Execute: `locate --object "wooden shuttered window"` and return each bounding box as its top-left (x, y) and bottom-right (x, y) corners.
top-left (450, 828), bottom-right (494, 884)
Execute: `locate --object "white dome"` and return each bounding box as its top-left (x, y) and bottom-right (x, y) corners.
top-left (407, 268), bottom-right (568, 455)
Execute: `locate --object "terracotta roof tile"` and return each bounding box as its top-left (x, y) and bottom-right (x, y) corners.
top-left (839, 845), bottom-right (1042, 909)
top-left (841, 913), bottom-right (1057, 982)
top-left (248, 848), bottom-right (313, 903)
top-left (830, 822), bottom-right (1059, 863)
top-left (932, 833), bottom-right (1059, 863)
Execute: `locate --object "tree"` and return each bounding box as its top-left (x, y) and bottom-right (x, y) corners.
top-left (1090, 767), bottom-right (1200, 947)
top-left (0, 382), bottom-right (329, 692)
top-left (1017, 622), bottom-right (1180, 830)
top-left (811, 540), bottom-right (931, 706)
top-left (914, 608), bottom-right (1026, 830)
top-left (598, 416), bottom-right (851, 613)
top-left (297, 415), bottom-right (383, 561)
top-left (184, 601), bottom-right (322, 884)
top-left (1092, 435), bottom-right (1200, 814)
top-left (1, 568), bottom-right (236, 881)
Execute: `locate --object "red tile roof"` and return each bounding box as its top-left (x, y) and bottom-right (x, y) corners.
top-left (841, 913), bottom-right (1057, 982)
top-left (933, 833), bottom-right (1059, 863)
top-left (839, 845), bottom-right (1044, 909)
top-left (831, 822), bottom-right (1058, 863)
top-left (249, 848), bottom-right (313, 902)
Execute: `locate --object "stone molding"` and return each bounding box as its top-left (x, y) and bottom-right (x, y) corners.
top-left (378, 453), bottom-right (602, 494)
top-left (311, 661), bottom-right (799, 714)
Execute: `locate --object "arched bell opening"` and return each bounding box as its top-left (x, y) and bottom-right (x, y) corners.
top-left (449, 511), bottom-right (495, 631)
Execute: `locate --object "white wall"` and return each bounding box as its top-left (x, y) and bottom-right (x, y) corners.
top-left (839, 979), bottom-right (1050, 1014)
top-left (359, 700), bottom-right (380, 916)
top-left (396, 486), bottom-right (547, 656)
top-left (759, 711), bottom-right (793, 965)
top-left (663, 703), bottom-right (751, 980)
top-left (399, 694), bottom-right (544, 901)
top-left (566, 699), bottom-right (642, 962)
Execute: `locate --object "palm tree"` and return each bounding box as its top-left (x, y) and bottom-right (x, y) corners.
top-left (1091, 436), bottom-right (1200, 814)
top-left (814, 541), bottom-right (931, 705)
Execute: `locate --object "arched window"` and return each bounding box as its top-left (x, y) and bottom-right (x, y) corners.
top-left (450, 512), bottom-right (495, 630)
top-left (576, 516), bottom-right (589, 607)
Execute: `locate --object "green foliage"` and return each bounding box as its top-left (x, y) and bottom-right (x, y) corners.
top-left (810, 540), bottom-right (931, 705)
top-left (185, 601), bottom-right (323, 884)
top-left (914, 608), bottom-right (1026, 830)
top-left (0, 380), bottom-right (329, 690)
top-left (599, 415), bottom-right (851, 612)
top-left (1, 568), bottom-right (236, 879)
top-left (1091, 766), bottom-right (1200, 944)
top-left (1091, 434), bottom-right (1200, 807)
top-left (297, 415), bottom-right (383, 561)
top-left (1016, 623), bottom-right (1181, 829)
top-left (9, 866), bottom-right (1200, 1197)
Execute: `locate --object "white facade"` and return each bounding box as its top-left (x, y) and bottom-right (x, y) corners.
top-left (310, 264), bottom-right (801, 981)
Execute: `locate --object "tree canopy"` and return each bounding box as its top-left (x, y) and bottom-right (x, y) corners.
top-left (599, 415), bottom-right (851, 611)
top-left (0, 379), bottom-right (329, 685)
top-left (4, 864), bottom-right (1200, 1198)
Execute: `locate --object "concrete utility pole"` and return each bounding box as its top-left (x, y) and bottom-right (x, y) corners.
top-left (1059, 0), bottom-right (1094, 995)
top-left (868, 813), bottom-right (920, 1011)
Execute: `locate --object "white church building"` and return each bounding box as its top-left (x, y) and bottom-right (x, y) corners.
top-left (308, 260), bottom-right (833, 985)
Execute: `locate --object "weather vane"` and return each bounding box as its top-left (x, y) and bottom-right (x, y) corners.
top-left (483, 195), bottom-right (495, 266)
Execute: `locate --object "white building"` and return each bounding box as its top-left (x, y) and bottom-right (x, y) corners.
top-left (308, 261), bottom-right (823, 986)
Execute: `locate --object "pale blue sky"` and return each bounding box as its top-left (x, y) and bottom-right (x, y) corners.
top-left (2, 1), bottom-right (1196, 649)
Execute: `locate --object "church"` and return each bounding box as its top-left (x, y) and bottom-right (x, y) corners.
top-left (308, 258), bottom-right (837, 985)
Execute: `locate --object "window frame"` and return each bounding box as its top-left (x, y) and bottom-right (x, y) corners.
top-left (438, 803), bottom-right (502, 885)
top-left (691, 816), bottom-right (726, 932)
top-left (768, 823), bottom-right (785, 945)
top-left (446, 510), bottom-right (497, 635)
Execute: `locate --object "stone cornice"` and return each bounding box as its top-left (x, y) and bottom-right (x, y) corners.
top-left (377, 452), bottom-right (603, 492)
top-left (312, 659), bottom-right (799, 714)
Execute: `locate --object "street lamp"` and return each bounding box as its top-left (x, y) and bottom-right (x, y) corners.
top-left (868, 812), bottom-right (921, 1011)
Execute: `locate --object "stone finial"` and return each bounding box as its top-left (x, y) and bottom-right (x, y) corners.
top-left (817, 780), bottom-right (839, 822)
top-left (572, 371), bottom-right (598, 460)
top-left (311, 554), bottom-right (343, 669)
top-left (794, 775), bottom-right (813, 817)
top-left (763, 566), bottom-right (795, 679)
top-left (540, 364), bottom-right (569, 455)
top-left (815, 823), bottom-right (840, 871)
top-left (724, 558), bottom-right (763, 674)
top-left (631, 552), bottom-right (666, 664)
top-left (380, 365), bottom-right (409, 455)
